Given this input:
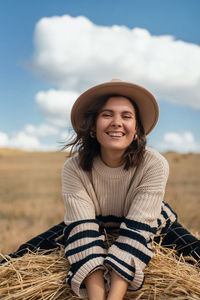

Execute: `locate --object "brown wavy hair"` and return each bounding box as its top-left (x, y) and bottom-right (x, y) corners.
top-left (63, 95), bottom-right (146, 170)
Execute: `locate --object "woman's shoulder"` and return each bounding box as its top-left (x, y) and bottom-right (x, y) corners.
top-left (63, 153), bottom-right (80, 171)
top-left (62, 153), bottom-right (91, 185)
top-left (143, 147), bottom-right (169, 172)
top-left (145, 147), bottom-right (166, 159)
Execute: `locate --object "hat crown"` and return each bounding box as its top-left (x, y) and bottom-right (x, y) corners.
top-left (111, 78), bottom-right (122, 82)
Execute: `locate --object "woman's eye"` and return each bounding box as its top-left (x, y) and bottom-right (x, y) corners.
top-left (102, 113), bottom-right (112, 117)
top-left (123, 115), bottom-right (132, 119)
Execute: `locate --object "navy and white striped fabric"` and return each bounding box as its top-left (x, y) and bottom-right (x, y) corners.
top-left (157, 202), bottom-right (177, 235)
top-left (63, 202), bottom-right (177, 295)
top-left (104, 217), bottom-right (156, 290)
top-left (63, 219), bottom-right (107, 295)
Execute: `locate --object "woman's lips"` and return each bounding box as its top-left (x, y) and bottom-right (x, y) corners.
top-left (106, 131), bottom-right (125, 137)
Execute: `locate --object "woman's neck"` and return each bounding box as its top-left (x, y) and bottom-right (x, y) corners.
top-left (100, 149), bottom-right (124, 168)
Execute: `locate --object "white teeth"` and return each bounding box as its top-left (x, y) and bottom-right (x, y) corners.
top-left (107, 132), bottom-right (123, 137)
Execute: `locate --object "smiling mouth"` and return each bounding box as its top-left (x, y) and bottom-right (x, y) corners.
top-left (106, 132), bottom-right (125, 137)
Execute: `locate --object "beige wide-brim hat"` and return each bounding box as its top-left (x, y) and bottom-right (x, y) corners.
top-left (71, 79), bottom-right (159, 135)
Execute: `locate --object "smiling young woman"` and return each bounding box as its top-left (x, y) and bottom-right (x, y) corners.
top-left (95, 96), bottom-right (137, 167)
top-left (4, 80), bottom-right (200, 300)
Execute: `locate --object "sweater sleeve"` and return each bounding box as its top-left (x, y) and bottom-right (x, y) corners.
top-left (104, 153), bottom-right (170, 290)
top-left (62, 158), bottom-right (107, 298)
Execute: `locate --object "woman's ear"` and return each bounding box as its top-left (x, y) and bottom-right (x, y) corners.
top-left (90, 130), bottom-right (96, 138)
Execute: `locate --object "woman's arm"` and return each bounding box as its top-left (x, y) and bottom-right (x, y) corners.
top-left (84, 269), bottom-right (128, 300)
top-left (107, 270), bottom-right (128, 300)
top-left (84, 269), bottom-right (106, 300)
top-left (104, 151), bottom-right (171, 291)
top-left (62, 158), bottom-right (107, 298)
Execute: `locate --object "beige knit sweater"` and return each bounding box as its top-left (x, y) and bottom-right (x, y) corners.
top-left (62, 147), bottom-right (177, 298)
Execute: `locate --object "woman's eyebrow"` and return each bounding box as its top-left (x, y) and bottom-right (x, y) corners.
top-left (122, 110), bottom-right (134, 115)
top-left (99, 109), bottom-right (134, 114)
top-left (99, 109), bottom-right (113, 112)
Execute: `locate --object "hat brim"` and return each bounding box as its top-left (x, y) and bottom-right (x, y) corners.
top-left (71, 81), bottom-right (159, 135)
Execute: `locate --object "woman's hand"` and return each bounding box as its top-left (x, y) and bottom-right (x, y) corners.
top-left (107, 270), bottom-right (128, 300)
top-left (84, 269), bottom-right (106, 300)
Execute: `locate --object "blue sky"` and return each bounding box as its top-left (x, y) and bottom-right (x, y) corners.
top-left (0, 0), bottom-right (200, 152)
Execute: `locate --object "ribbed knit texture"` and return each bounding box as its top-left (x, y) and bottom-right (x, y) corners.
top-left (62, 147), bottom-right (177, 298)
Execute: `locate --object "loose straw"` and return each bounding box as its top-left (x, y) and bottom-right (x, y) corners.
top-left (0, 231), bottom-right (200, 299)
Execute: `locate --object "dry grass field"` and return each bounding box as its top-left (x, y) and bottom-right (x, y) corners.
top-left (0, 148), bottom-right (200, 255)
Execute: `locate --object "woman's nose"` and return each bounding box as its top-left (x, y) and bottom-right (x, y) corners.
top-left (111, 115), bottom-right (122, 127)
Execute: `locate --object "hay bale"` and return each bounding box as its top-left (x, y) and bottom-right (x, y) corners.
top-left (0, 232), bottom-right (200, 299)
top-left (0, 249), bottom-right (71, 300)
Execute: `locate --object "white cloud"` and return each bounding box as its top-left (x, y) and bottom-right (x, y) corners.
top-left (31, 15), bottom-right (200, 109)
top-left (157, 131), bottom-right (200, 153)
top-left (59, 130), bottom-right (74, 141)
top-left (9, 132), bottom-right (41, 151)
top-left (0, 123), bottom-right (61, 151)
top-left (0, 132), bottom-right (9, 147)
top-left (0, 131), bottom-right (41, 151)
top-left (35, 89), bottom-right (78, 127)
top-left (24, 123), bottom-right (59, 137)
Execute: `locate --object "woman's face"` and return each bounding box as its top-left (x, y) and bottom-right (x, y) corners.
top-left (95, 96), bottom-right (137, 158)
